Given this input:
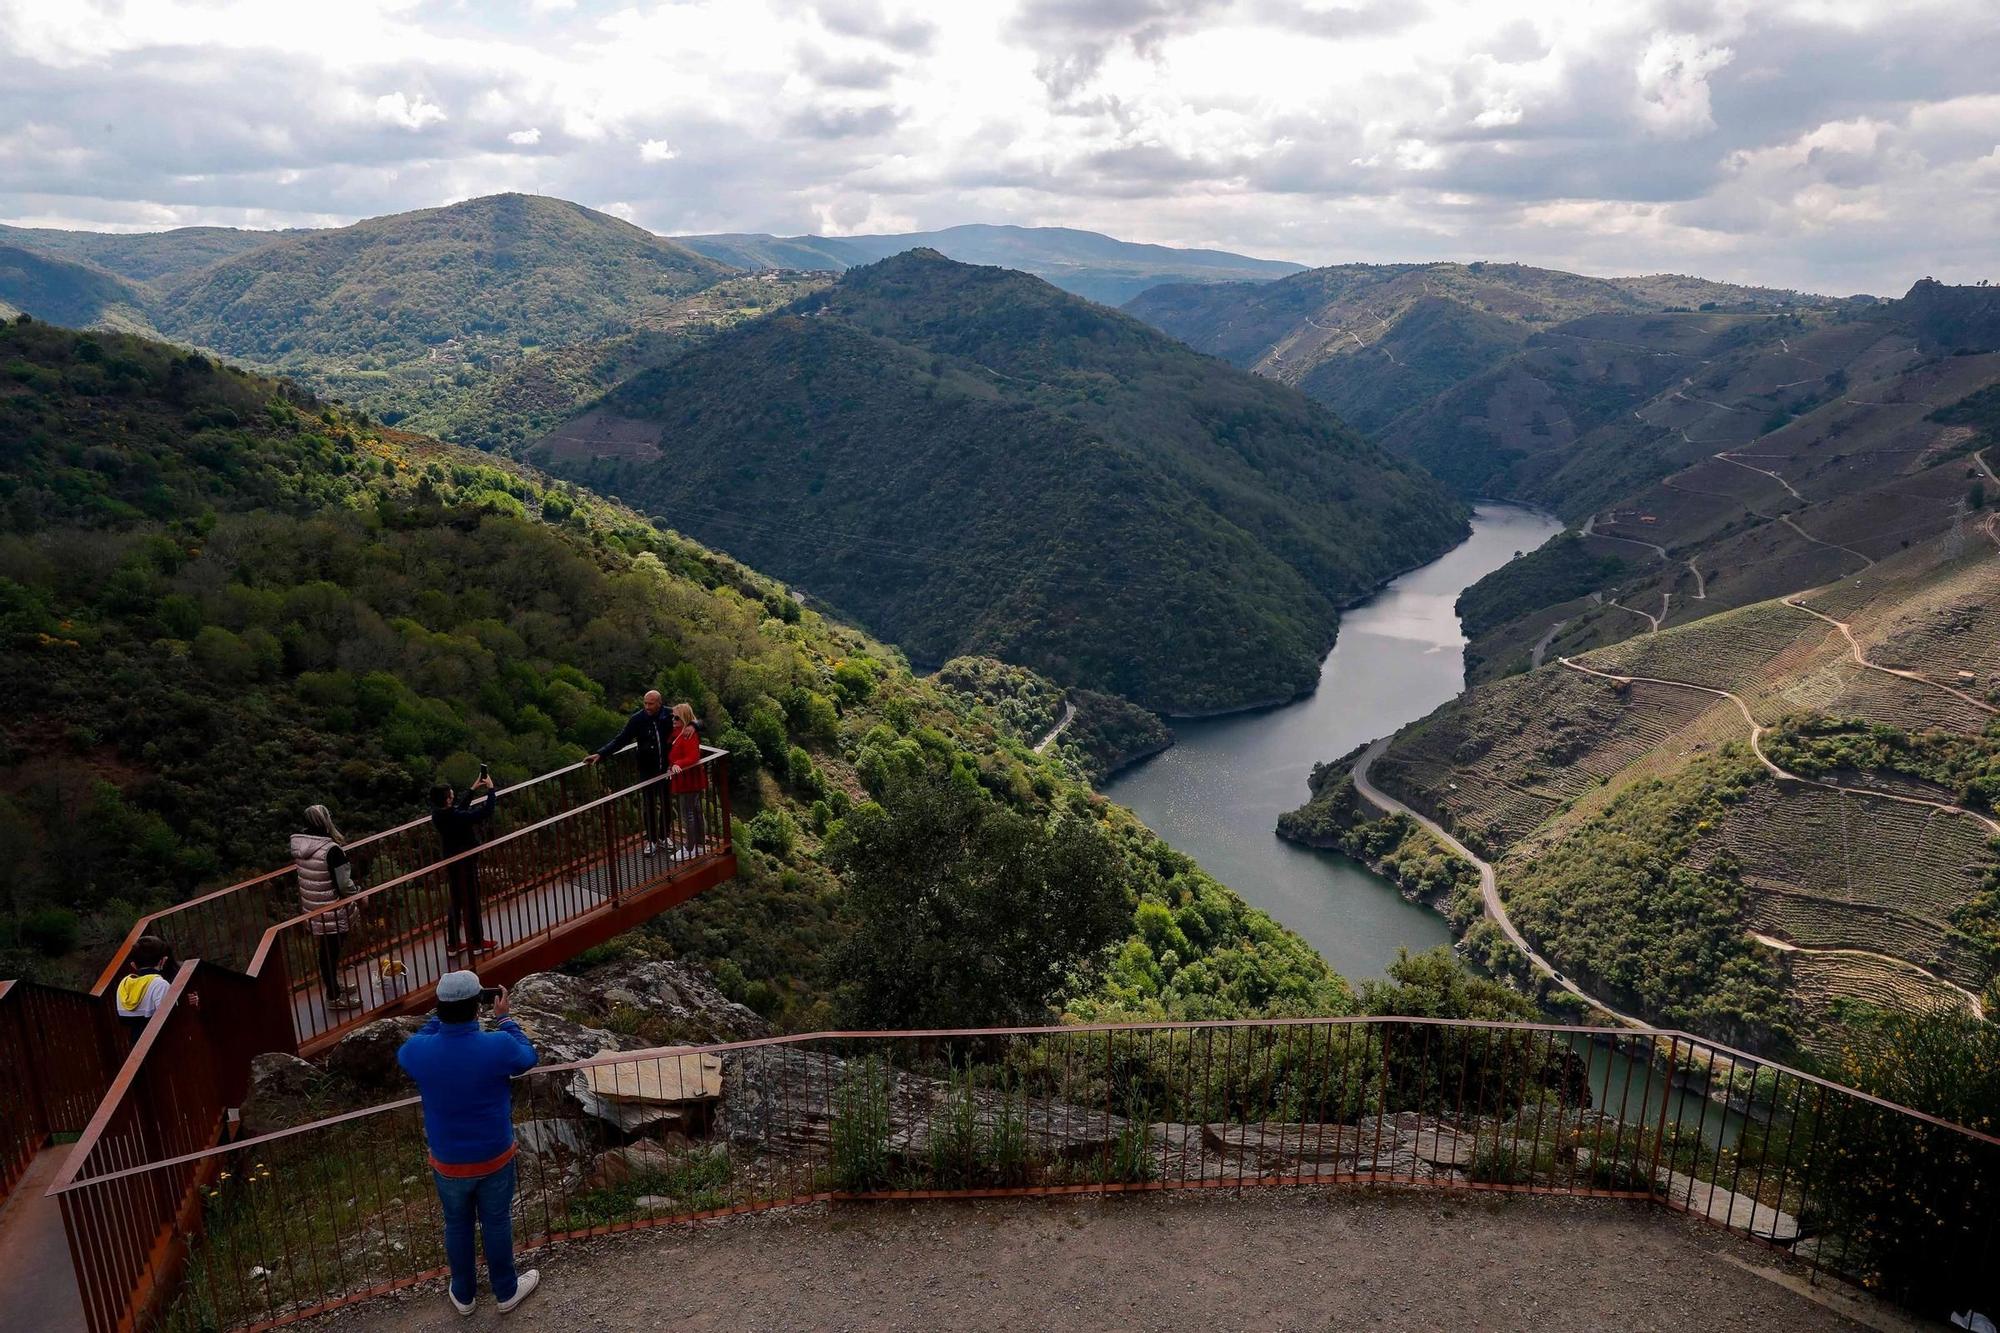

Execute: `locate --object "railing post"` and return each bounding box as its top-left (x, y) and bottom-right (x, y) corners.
top-left (602, 802), bottom-right (623, 903)
top-left (718, 755), bottom-right (734, 851)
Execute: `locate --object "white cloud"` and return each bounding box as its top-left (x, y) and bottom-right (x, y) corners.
top-left (374, 91), bottom-right (447, 131)
top-left (0, 0), bottom-right (1994, 292)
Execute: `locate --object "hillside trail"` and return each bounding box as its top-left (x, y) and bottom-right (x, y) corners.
top-left (1032, 698), bottom-right (1076, 754)
top-left (1779, 597), bottom-right (1995, 716)
top-left (1554, 654), bottom-right (1996, 1012)
top-left (1746, 933), bottom-right (1983, 1016)
top-left (1350, 737), bottom-right (1650, 1029)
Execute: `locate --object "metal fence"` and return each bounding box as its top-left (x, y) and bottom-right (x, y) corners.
top-left (90, 749), bottom-right (649, 992)
top-left (258, 750), bottom-right (731, 1051)
top-left (49, 1017), bottom-right (2000, 1333)
top-left (0, 979), bottom-right (126, 1203)
top-left (36, 752), bottom-right (736, 1333)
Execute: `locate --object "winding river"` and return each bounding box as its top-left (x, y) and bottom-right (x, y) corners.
top-left (1107, 504), bottom-right (1745, 1144)
top-left (1106, 503), bottom-right (1563, 982)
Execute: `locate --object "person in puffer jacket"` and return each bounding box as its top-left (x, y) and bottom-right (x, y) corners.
top-left (292, 804), bottom-right (361, 1011)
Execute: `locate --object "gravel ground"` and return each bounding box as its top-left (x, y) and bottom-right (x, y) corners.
top-left (314, 1188), bottom-right (1869, 1333)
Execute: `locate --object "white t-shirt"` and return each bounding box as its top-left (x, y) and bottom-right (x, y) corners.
top-left (117, 974), bottom-right (171, 1020)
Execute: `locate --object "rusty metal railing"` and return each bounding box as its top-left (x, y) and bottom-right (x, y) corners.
top-left (51, 1016), bottom-right (2000, 1333)
top-left (90, 748), bottom-right (650, 995)
top-left (257, 749), bottom-right (731, 1051)
top-left (41, 750), bottom-right (736, 1333)
top-left (0, 979), bottom-right (125, 1203)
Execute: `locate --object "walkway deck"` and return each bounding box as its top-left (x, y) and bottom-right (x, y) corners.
top-left (0, 1147), bottom-right (84, 1333)
top-left (322, 1191), bottom-right (1884, 1333)
top-left (293, 838), bottom-right (733, 1053)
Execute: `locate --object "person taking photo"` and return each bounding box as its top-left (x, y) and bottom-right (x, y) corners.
top-left (430, 772), bottom-right (497, 959)
top-left (396, 969), bottom-right (540, 1316)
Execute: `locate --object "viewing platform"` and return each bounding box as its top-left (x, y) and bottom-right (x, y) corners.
top-left (0, 749), bottom-right (738, 1333)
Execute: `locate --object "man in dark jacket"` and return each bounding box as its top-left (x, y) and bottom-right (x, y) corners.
top-left (430, 773), bottom-right (496, 957)
top-left (585, 688), bottom-right (670, 856)
top-left (397, 969), bottom-right (540, 1315)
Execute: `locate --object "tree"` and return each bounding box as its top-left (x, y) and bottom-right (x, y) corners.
top-left (826, 772), bottom-right (1129, 1028)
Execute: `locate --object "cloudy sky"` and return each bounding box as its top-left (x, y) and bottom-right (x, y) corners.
top-left (3, 0), bottom-right (1996, 294)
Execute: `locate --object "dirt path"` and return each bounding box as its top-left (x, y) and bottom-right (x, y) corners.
top-left (1554, 655), bottom-right (1996, 1009)
top-left (1032, 698), bottom-right (1077, 754)
top-left (1351, 739), bottom-right (1648, 1028)
top-left (1714, 451), bottom-right (1805, 503)
top-left (315, 1190), bottom-right (1868, 1333)
top-left (1747, 933), bottom-right (1983, 1015)
top-left (1780, 597), bottom-right (1994, 716)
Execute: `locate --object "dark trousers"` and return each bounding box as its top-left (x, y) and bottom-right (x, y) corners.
top-left (446, 860), bottom-right (484, 952)
top-left (314, 930), bottom-right (349, 995)
top-left (639, 770), bottom-right (668, 844)
top-left (434, 1160), bottom-right (518, 1305)
top-left (676, 790), bottom-right (705, 851)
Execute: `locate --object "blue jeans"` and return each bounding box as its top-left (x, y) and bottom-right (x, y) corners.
top-left (432, 1159), bottom-right (518, 1305)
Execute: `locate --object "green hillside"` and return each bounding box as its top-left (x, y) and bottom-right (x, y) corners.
top-left (0, 315), bottom-right (1356, 1029)
top-left (1125, 260), bottom-right (1829, 443)
top-left (157, 193), bottom-right (731, 365)
top-left (0, 222), bottom-right (292, 287)
top-left (0, 244), bottom-right (157, 332)
top-left (535, 250), bottom-right (1468, 712)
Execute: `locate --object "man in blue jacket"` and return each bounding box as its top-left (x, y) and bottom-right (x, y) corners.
top-left (397, 969), bottom-right (541, 1315)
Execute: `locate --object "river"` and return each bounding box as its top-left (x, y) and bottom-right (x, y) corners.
top-left (1105, 503), bottom-right (1563, 983)
top-left (1105, 502), bottom-right (1745, 1144)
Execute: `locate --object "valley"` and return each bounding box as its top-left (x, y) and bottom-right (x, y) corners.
top-left (6, 195), bottom-right (1996, 1066)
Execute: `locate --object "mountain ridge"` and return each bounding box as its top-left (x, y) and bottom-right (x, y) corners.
top-left (532, 249), bottom-right (1468, 712)
top-left (676, 222), bottom-right (1304, 305)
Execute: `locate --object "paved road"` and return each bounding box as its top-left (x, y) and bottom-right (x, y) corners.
top-left (1350, 737), bottom-right (1649, 1028)
top-left (1032, 698), bottom-right (1076, 754)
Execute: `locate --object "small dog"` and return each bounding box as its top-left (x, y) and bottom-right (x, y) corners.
top-left (377, 955), bottom-right (408, 992)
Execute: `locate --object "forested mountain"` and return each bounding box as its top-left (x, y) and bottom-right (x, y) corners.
top-left (156, 193), bottom-right (731, 364)
top-left (675, 223), bottom-right (1303, 305)
top-left (533, 250), bottom-right (1468, 712)
top-left (0, 244), bottom-right (156, 333)
top-left (0, 315), bottom-right (1358, 1029)
top-left (1126, 260), bottom-right (1831, 439)
top-left (0, 221), bottom-right (295, 286)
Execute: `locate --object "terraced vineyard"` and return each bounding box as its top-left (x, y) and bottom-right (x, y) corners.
top-left (1592, 601), bottom-right (1820, 696)
top-left (1692, 782), bottom-right (1995, 987)
top-left (1786, 949), bottom-right (1975, 1038)
top-left (1369, 668), bottom-right (1715, 858)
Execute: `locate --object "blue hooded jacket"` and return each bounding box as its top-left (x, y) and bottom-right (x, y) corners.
top-left (396, 1016), bottom-right (538, 1172)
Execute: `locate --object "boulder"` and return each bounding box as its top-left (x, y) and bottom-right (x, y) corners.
top-left (587, 1137), bottom-right (698, 1188)
top-left (321, 1015), bottom-right (425, 1090)
top-left (509, 960), bottom-right (771, 1050)
top-left (239, 1052), bottom-right (327, 1137)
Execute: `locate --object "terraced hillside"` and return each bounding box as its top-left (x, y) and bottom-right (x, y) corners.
top-left (1449, 281), bottom-right (2000, 685)
top-left (1288, 527), bottom-right (2000, 1055)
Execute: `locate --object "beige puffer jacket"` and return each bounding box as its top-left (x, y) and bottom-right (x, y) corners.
top-left (291, 833), bottom-right (354, 935)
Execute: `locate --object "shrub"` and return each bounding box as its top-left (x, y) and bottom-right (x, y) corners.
top-left (746, 808), bottom-right (798, 860)
top-left (829, 1058), bottom-right (894, 1191)
top-left (21, 906), bottom-right (80, 958)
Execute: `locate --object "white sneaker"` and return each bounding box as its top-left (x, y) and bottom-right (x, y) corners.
top-left (497, 1270), bottom-right (540, 1313)
top-left (642, 840), bottom-right (657, 856)
top-left (449, 1289), bottom-right (474, 1316)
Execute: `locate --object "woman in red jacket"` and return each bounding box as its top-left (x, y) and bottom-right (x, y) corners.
top-left (667, 702), bottom-right (708, 856)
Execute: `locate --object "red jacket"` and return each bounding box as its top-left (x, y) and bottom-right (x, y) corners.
top-left (669, 724), bottom-right (707, 793)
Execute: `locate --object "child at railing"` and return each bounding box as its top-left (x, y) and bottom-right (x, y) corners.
top-left (112, 936), bottom-right (175, 1044)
